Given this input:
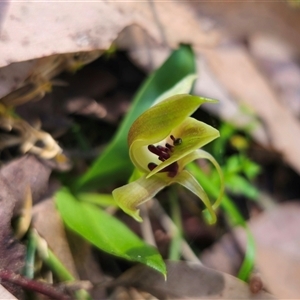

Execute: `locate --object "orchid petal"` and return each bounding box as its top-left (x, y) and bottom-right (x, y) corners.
top-left (179, 149), bottom-right (224, 209)
top-left (113, 175), bottom-right (167, 222)
top-left (170, 170), bottom-right (216, 224)
top-left (128, 94), bottom-right (217, 172)
top-left (147, 117), bottom-right (219, 177)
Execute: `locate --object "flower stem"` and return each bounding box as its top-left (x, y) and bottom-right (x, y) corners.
top-left (32, 229), bottom-right (74, 282)
top-left (23, 230), bottom-right (36, 279)
top-left (151, 199), bottom-right (202, 264)
top-left (140, 204), bottom-right (156, 247)
top-left (168, 189), bottom-right (183, 260)
top-left (31, 229), bottom-right (92, 299)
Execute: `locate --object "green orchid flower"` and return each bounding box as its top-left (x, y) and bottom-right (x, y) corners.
top-left (113, 94), bottom-right (224, 223)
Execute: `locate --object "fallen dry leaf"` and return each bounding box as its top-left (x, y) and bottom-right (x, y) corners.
top-left (0, 2), bottom-right (8, 32)
top-left (0, 155), bottom-right (51, 297)
top-left (0, 285), bottom-right (16, 300)
top-left (14, 186), bottom-right (32, 240)
top-left (0, 155), bottom-right (51, 212)
top-left (0, 2), bottom-right (218, 69)
top-left (237, 202), bottom-right (300, 298)
top-left (65, 231), bottom-right (107, 299)
top-left (189, 2), bottom-right (300, 53)
top-left (200, 232), bottom-right (243, 277)
top-left (0, 60), bottom-right (35, 99)
top-left (110, 286), bottom-right (158, 300)
top-left (248, 33), bottom-right (300, 118)
top-left (194, 55), bottom-right (269, 146)
top-left (32, 198), bottom-right (79, 279)
top-left (0, 177), bottom-right (24, 298)
top-left (201, 202), bottom-right (300, 298)
top-left (112, 261), bottom-right (275, 299)
top-left (0, 1), bottom-right (218, 100)
top-left (201, 45), bottom-right (300, 175)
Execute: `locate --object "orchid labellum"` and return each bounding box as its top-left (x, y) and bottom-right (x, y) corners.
top-left (113, 94), bottom-right (224, 223)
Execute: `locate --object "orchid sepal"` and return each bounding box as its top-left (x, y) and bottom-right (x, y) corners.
top-left (112, 175), bottom-right (168, 222)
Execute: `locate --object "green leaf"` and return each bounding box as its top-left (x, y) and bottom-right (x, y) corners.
top-left (225, 155), bottom-right (243, 174)
top-left (152, 74), bottom-right (197, 106)
top-left (55, 187), bottom-right (166, 276)
top-left (75, 45), bottom-right (196, 191)
top-left (242, 158), bottom-right (261, 180)
top-left (77, 193), bottom-right (117, 207)
top-left (224, 154), bottom-right (261, 180)
top-left (226, 174), bottom-right (260, 200)
top-left (212, 123), bottom-right (235, 161)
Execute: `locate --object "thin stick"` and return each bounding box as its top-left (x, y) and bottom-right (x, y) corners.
top-left (0, 270), bottom-right (70, 300)
top-left (151, 199), bottom-right (202, 265)
top-left (140, 204), bottom-right (157, 247)
top-left (168, 190), bottom-right (182, 260)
